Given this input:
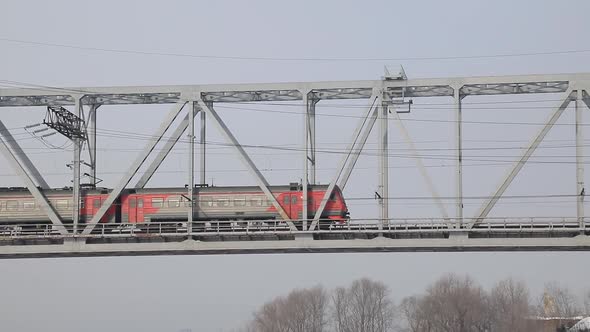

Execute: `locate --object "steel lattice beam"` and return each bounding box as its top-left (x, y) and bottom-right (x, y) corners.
top-left (0, 73), bottom-right (583, 107)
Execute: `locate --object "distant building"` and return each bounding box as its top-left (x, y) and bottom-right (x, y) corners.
top-left (569, 317), bottom-right (590, 332)
top-left (529, 316), bottom-right (584, 332)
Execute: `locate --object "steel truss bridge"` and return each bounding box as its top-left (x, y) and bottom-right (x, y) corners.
top-left (1, 72), bottom-right (590, 258)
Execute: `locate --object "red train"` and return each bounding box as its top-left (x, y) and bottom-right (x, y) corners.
top-left (0, 184), bottom-right (349, 227)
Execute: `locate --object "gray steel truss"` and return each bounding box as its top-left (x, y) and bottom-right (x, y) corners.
top-left (0, 127), bottom-right (67, 235)
top-left (81, 102), bottom-right (187, 235)
top-left (472, 90), bottom-right (576, 227)
top-left (86, 103), bottom-right (99, 186)
top-left (454, 87), bottom-right (464, 227)
top-left (0, 120), bottom-right (49, 189)
top-left (308, 92), bottom-right (379, 231)
top-left (135, 108), bottom-right (200, 188)
top-left (0, 72), bottom-right (589, 251)
top-left (196, 100), bottom-right (296, 231)
top-left (0, 73), bottom-right (580, 107)
top-left (72, 96), bottom-right (82, 233)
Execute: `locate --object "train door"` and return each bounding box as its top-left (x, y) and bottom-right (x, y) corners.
top-left (90, 197), bottom-right (101, 216)
top-left (290, 194), bottom-right (300, 220)
top-left (281, 194), bottom-right (291, 219)
top-left (136, 197), bottom-right (144, 222)
top-left (128, 197), bottom-right (137, 223)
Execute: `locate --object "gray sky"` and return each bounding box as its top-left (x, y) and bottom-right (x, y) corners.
top-left (1, 0), bottom-right (590, 331)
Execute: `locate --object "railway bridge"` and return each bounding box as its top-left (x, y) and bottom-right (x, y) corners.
top-left (1, 71), bottom-right (590, 258)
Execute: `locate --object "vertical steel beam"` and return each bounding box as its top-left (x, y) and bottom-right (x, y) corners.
top-left (454, 87), bottom-right (464, 228)
top-left (302, 90), bottom-right (310, 230)
top-left (197, 100), bottom-right (296, 230)
top-left (378, 92), bottom-right (388, 232)
top-left (309, 98), bottom-right (317, 185)
top-left (576, 90), bottom-right (585, 231)
top-left (72, 97), bottom-right (83, 234)
top-left (188, 102), bottom-right (195, 232)
top-left (472, 90), bottom-right (575, 227)
top-left (0, 127), bottom-right (67, 235)
top-left (308, 94), bottom-right (378, 231)
top-left (87, 104), bottom-right (99, 186)
top-left (135, 110), bottom-right (199, 188)
top-left (82, 102), bottom-right (186, 235)
top-left (200, 109), bottom-right (206, 185)
top-left (0, 121), bottom-right (49, 189)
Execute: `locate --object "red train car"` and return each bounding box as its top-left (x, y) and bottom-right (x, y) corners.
top-left (0, 184), bottom-right (348, 227)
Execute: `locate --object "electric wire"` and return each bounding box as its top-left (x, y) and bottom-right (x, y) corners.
top-left (1, 37), bottom-right (589, 62)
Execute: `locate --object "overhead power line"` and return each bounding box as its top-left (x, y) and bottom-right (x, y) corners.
top-left (1, 37), bottom-right (589, 62)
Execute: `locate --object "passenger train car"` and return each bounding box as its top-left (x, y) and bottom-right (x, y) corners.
top-left (0, 185), bottom-right (349, 227)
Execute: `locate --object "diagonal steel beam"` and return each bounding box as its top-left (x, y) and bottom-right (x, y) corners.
top-left (0, 121), bottom-right (50, 189)
top-left (135, 108), bottom-right (200, 188)
top-left (82, 102), bottom-right (186, 235)
top-left (338, 99), bottom-right (378, 190)
top-left (471, 90), bottom-right (575, 228)
top-left (583, 90), bottom-right (590, 110)
top-left (309, 94), bottom-right (378, 231)
top-left (390, 109), bottom-right (450, 221)
top-left (0, 126), bottom-right (67, 235)
top-left (197, 100), bottom-right (296, 230)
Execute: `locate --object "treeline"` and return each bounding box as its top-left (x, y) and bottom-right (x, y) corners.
top-left (236, 274), bottom-right (590, 332)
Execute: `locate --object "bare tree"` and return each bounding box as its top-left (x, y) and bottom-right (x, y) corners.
top-left (539, 282), bottom-right (583, 318)
top-left (401, 274), bottom-right (490, 332)
top-left (584, 290), bottom-right (590, 315)
top-left (398, 295), bottom-right (433, 332)
top-left (332, 278), bottom-right (395, 332)
top-left (251, 285), bottom-right (329, 332)
top-left (489, 278), bottom-right (534, 332)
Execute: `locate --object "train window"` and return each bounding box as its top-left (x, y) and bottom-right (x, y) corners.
top-left (234, 197), bottom-right (246, 207)
top-left (0, 201), bottom-right (4, 211)
top-left (93, 199), bottom-right (101, 208)
top-left (283, 196), bottom-right (290, 205)
top-left (56, 200), bottom-right (69, 209)
top-left (329, 192), bottom-right (336, 201)
top-left (151, 198), bottom-right (164, 208)
top-left (200, 197), bottom-right (212, 207)
top-left (138, 199), bottom-right (143, 208)
top-left (6, 201), bottom-right (18, 211)
top-left (80, 200), bottom-right (84, 209)
top-left (168, 199), bottom-right (180, 208)
top-left (129, 198), bottom-right (136, 208)
top-left (251, 197), bottom-right (262, 207)
top-left (218, 198), bottom-right (229, 207)
top-left (23, 201), bottom-right (35, 210)
top-left (292, 196), bottom-right (297, 204)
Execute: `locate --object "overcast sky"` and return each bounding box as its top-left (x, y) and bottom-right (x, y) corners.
top-left (1, 0), bottom-right (590, 331)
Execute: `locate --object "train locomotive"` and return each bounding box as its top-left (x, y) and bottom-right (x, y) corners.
top-left (0, 184), bottom-right (349, 229)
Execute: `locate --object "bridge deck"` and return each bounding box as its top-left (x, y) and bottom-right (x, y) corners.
top-left (0, 219), bottom-right (588, 258)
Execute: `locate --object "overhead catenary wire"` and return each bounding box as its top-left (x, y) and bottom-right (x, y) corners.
top-left (1, 37), bottom-right (589, 62)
